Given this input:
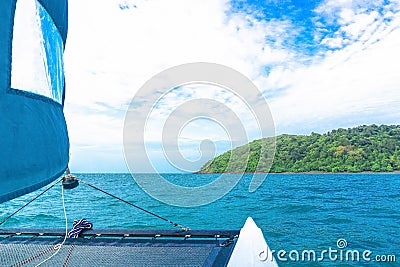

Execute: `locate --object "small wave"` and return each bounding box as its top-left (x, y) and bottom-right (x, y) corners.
top-left (301, 195), bottom-right (322, 200)
top-left (305, 187), bottom-right (337, 194)
top-left (33, 213), bottom-right (59, 221)
top-left (316, 217), bottom-right (355, 224)
top-left (279, 204), bottom-right (317, 214)
top-left (387, 193), bottom-right (400, 199)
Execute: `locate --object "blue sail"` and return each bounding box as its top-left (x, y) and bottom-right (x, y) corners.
top-left (0, 0), bottom-right (69, 203)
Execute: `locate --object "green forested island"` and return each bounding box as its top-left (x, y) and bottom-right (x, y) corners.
top-left (199, 124), bottom-right (400, 173)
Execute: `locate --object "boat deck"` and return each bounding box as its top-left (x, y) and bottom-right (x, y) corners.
top-left (0, 229), bottom-right (238, 267)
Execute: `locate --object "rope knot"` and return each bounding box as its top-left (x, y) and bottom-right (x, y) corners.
top-left (68, 219), bottom-right (93, 238)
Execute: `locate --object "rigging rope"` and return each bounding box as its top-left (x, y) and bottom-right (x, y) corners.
top-left (34, 185), bottom-right (68, 267)
top-left (78, 179), bottom-right (190, 231)
top-left (0, 174), bottom-right (190, 232)
top-left (0, 178), bottom-right (63, 227)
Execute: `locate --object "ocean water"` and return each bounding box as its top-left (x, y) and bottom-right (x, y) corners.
top-left (0, 173), bottom-right (399, 266)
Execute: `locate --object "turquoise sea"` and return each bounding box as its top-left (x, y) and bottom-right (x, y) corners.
top-left (1, 173), bottom-right (399, 266)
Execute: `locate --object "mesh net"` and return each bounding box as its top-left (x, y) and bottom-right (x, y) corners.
top-left (0, 236), bottom-right (234, 267)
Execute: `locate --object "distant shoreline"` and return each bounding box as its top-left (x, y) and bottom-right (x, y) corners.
top-left (73, 171), bottom-right (400, 175)
top-left (196, 171), bottom-right (400, 174)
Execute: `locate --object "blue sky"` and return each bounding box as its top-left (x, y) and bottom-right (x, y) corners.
top-left (63, 0), bottom-right (400, 172)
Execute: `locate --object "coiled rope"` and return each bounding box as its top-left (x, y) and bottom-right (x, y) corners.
top-left (67, 219), bottom-right (93, 238)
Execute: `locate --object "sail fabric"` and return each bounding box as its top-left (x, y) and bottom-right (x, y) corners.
top-left (0, 0), bottom-right (69, 203)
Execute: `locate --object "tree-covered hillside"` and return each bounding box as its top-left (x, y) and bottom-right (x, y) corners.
top-left (199, 125), bottom-right (400, 173)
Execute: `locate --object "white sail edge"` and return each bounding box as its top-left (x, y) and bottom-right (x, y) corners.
top-left (227, 217), bottom-right (279, 267)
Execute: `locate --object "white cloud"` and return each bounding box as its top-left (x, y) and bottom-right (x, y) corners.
top-left (270, 12), bottom-right (400, 134)
top-left (321, 37), bottom-right (345, 48)
top-left (339, 8), bottom-right (355, 24)
top-left (342, 11), bottom-right (379, 39)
